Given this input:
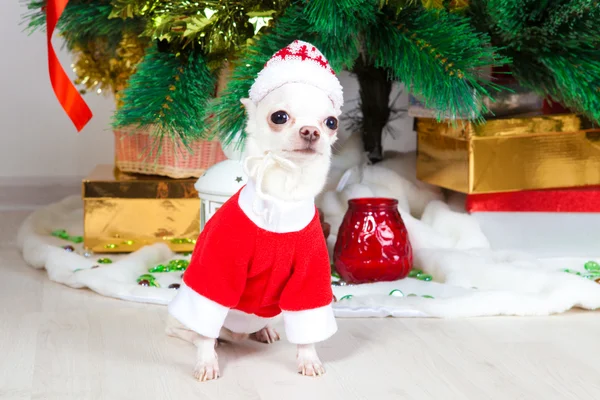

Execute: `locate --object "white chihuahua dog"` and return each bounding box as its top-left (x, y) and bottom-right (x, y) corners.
top-left (167, 40), bottom-right (342, 381)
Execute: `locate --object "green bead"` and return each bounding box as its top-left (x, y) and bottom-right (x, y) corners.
top-left (331, 271), bottom-right (341, 279)
top-left (170, 238), bottom-right (183, 244)
top-left (97, 258), bottom-right (113, 264)
top-left (389, 289), bottom-right (404, 297)
top-left (407, 293), bottom-right (418, 297)
top-left (104, 243), bottom-right (118, 249)
top-left (339, 295), bottom-right (353, 301)
top-left (417, 274), bottom-right (433, 281)
top-left (422, 295), bottom-right (435, 299)
top-left (149, 264), bottom-right (167, 273)
top-left (69, 236), bottom-right (84, 243)
top-left (182, 252), bottom-right (192, 256)
top-left (563, 269), bottom-right (577, 274)
top-left (51, 229), bottom-right (66, 237)
top-left (122, 240), bottom-right (135, 245)
top-left (171, 261), bottom-right (188, 271)
top-left (584, 261), bottom-right (600, 272)
top-left (137, 274), bottom-right (155, 282)
top-left (408, 269), bottom-right (422, 278)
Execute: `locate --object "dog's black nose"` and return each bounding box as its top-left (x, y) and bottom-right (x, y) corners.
top-left (299, 126), bottom-right (320, 142)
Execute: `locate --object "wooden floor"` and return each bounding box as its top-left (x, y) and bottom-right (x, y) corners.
top-left (1, 200), bottom-right (600, 399)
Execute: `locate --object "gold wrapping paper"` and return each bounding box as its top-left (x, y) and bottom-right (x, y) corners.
top-left (83, 165), bottom-right (199, 253)
top-left (417, 115), bottom-right (600, 194)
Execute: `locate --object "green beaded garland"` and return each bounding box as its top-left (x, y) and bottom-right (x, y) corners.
top-left (69, 236), bottom-right (84, 243)
top-left (408, 269), bottom-right (422, 278)
top-left (584, 261), bottom-right (600, 272)
top-left (148, 259), bottom-right (189, 273)
top-left (339, 295), bottom-right (353, 301)
top-left (407, 293), bottom-right (418, 297)
top-left (417, 274), bottom-right (433, 281)
top-left (422, 295), bottom-right (435, 299)
top-left (51, 229), bottom-right (84, 244)
top-left (51, 229), bottom-right (67, 238)
top-left (149, 264), bottom-right (167, 273)
top-left (389, 289), bottom-right (404, 297)
top-left (105, 243), bottom-right (118, 249)
top-left (97, 258), bottom-right (113, 264)
top-left (136, 274), bottom-right (159, 287)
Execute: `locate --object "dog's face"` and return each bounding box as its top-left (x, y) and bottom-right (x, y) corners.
top-left (241, 83), bottom-right (340, 165)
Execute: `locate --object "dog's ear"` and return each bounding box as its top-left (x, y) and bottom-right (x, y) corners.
top-left (240, 98), bottom-right (256, 118)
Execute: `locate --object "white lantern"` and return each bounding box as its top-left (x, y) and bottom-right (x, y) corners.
top-left (195, 139), bottom-right (247, 230)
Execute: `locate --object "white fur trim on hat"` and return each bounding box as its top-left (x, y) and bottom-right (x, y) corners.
top-left (249, 40), bottom-right (344, 113)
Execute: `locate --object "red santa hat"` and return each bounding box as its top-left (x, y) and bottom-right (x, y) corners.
top-left (248, 40), bottom-right (344, 113)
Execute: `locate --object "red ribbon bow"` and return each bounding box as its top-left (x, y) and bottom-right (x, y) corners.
top-left (46, 0), bottom-right (93, 131)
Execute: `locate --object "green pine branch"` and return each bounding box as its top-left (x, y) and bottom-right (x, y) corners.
top-left (369, 7), bottom-right (508, 121)
top-left (112, 44), bottom-right (216, 146)
top-left (24, 0), bottom-right (145, 49)
top-left (469, 0), bottom-right (600, 124)
top-left (303, 0), bottom-right (377, 70)
top-left (203, 2), bottom-right (314, 147)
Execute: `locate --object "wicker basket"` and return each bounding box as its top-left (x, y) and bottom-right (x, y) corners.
top-left (114, 125), bottom-right (227, 179)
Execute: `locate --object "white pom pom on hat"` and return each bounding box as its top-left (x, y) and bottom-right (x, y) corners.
top-left (248, 40), bottom-right (344, 113)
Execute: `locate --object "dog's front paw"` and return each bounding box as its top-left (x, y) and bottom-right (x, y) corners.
top-left (253, 326), bottom-right (280, 344)
top-left (297, 359), bottom-right (325, 377)
top-left (297, 344), bottom-right (325, 377)
top-left (193, 356), bottom-right (220, 382)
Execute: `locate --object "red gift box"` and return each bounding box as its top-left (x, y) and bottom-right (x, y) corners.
top-left (466, 187), bottom-right (600, 213)
top-left (466, 187), bottom-right (600, 257)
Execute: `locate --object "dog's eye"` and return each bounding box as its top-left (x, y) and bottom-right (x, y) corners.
top-left (270, 111), bottom-right (289, 125)
top-left (325, 117), bottom-right (338, 130)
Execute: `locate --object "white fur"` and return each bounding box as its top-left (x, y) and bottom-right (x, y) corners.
top-left (243, 82), bottom-right (339, 202)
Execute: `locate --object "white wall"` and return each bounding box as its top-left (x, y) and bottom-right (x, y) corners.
top-left (1, 2), bottom-right (114, 180)
top-left (0, 2), bottom-right (415, 180)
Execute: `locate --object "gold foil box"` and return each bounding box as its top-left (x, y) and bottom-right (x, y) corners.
top-left (416, 114), bottom-right (600, 194)
top-left (83, 165), bottom-right (200, 253)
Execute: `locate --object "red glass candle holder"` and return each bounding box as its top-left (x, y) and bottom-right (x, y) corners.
top-left (333, 198), bottom-right (413, 284)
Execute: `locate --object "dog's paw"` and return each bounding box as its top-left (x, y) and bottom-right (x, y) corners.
top-left (297, 359), bottom-right (325, 377)
top-left (253, 326), bottom-right (280, 344)
top-left (193, 357), bottom-right (220, 382)
top-left (297, 344), bottom-right (325, 377)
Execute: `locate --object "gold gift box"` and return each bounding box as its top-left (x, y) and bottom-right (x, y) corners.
top-left (83, 165), bottom-right (199, 253)
top-left (416, 114), bottom-right (600, 194)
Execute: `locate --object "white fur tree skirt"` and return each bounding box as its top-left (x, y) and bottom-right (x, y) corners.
top-left (15, 135), bottom-right (600, 318)
top-left (17, 192), bottom-right (600, 318)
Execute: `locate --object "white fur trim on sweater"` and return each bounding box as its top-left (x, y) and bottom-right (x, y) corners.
top-left (168, 282), bottom-right (229, 339)
top-left (249, 59), bottom-right (343, 113)
top-left (283, 304), bottom-right (337, 344)
top-left (238, 179), bottom-right (316, 233)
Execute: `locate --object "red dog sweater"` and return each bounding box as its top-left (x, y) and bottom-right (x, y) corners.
top-left (168, 179), bottom-right (337, 344)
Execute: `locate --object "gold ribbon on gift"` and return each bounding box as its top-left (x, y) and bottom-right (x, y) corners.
top-left (416, 114), bottom-right (600, 194)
